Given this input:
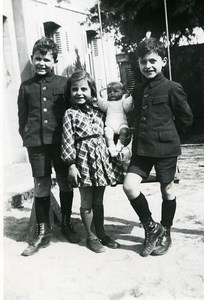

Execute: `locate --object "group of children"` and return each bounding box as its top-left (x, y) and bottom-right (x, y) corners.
top-left (18, 37), bottom-right (193, 257)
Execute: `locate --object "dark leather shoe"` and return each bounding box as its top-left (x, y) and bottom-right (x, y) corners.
top-left (86, 238), bottom-right (105, 253)
top-left (140, 221), bottom-right (164, 257)
top-left (21, 223), bottom-right (50, 256)
top-left (151, 227), bottom-right (172, 256)
top-left (61, 220), bottom-right (80, 244)
top-left (100, 235), bottom-right (120, 249)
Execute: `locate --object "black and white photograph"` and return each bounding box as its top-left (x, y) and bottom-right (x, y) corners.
top-left (2, 0), bottom-right (204, 299)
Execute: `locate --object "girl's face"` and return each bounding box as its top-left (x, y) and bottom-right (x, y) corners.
top-left (70, 78), bottom-right (92, 105)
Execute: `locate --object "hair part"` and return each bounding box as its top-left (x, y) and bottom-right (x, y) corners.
top-left (136, 37), bottom-right (166, 59)
top-left (67, 69), bottom-right (97, 101)
top-left (32, 37), bottom-right (59, 61)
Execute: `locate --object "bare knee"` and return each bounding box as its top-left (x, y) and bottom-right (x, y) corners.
top-left (34, 176), bottom-right (52, 197)
top-left (160, 181), bottom-right (175, 200)
top-left (123, 174), bottom-right (141, 199)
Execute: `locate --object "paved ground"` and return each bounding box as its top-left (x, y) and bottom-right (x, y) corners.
top-left (3, 144), bottom-right (204, 300)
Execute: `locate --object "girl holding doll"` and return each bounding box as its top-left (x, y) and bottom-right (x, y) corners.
top-left (61, 70), bottom-right (123, 253)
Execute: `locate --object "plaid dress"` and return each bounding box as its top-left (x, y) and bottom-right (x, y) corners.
top-left (61, 105), bottom-right (124, 187)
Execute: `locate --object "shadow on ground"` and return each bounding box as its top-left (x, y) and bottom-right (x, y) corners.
top-left (4, 212), bottom-right (204, 250)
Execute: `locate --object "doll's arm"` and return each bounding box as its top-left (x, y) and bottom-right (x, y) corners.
top-left (96, 91), bottom-right (108, 112)
top-left (122, 94), bottom-right (134, 113)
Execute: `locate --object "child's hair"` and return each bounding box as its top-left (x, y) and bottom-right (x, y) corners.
top-left (136, 37), bottom-right (166, 59)
top-left (67, 69), bottom-right (97, 101)
top-left (32, 37), bottom-right (59, 61)
top-left (107, 82), bottom-right (124, 91)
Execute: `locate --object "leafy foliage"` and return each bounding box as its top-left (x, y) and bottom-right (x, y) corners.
top-left (87, 0), bottom-right (204, 51)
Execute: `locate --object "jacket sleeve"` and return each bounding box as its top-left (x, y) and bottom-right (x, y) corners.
top-left (17, 84), bottom-right (28, 139)
top-left (170, 83), bottom-right (193, 131)
top-left (61, 110), bottom-right (76, 166)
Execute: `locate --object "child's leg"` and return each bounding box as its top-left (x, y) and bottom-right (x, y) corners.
top-left (56, 173), bottom-right (80, 244)
top-left (151, 157), bottom-right (177, 256)
top-left (92, 186), bottom-right (119, 249)
top-left (21, 176), bottom-right (52, 256)
top-left (34, 176), bottom-right (52, 223)
top-left (104, 126), bottom-right (117, 157)
top-left (151, 180), bottom-right (176, 256)
top-left (79, 187), bottom-right (105, 253)
top-left (123, 172), bottom-right (164, 257)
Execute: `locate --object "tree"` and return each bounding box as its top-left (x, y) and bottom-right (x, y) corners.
top-left (87, 0), bottom-right (204, 52)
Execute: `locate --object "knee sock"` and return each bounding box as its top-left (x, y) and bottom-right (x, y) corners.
top-left (59, 190), bottom-right (73, 218)
top-left (80, 208), bottom-right (95, 240)
top-left (35, 196), bottom-right (50, 224)
top-left (93, 204), bottom-right (106, 240)
top-left (161, 198), bottom-right (176, 228)
top-left (129, 193), bottom-right (152, 223)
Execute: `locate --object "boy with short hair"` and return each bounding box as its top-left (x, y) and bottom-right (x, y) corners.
top-left (123, 37), bottom-right (193, 257)
top-left (18, 37), bottom-right (80, 256)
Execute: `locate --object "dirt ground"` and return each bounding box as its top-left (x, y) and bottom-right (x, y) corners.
top-left (3, 144), bottom-right (204, 300)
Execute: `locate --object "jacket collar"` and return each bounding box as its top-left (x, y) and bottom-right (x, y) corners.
top-left (143, 73), bottom-right (166, 88)
top-left (34, 71), bottom-right (55, 83)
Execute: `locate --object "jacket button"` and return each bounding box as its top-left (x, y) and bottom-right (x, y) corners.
top-left (43, 97), bottom-right (47, 101)
top-left (44, 120), bottom-right (48, 124)
top-left (143, 94), bottom-right (149, 98)
top-left (43, 108), bottom-right (47, 112)
top-left (42, 87), bottom-right (46, 90)
top-left (141, 117), bottom-right (146, 121)
top-left (142, 105), bottom-right (147, 109)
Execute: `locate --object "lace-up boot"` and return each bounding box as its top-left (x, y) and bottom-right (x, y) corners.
top-left (140, 220), bottom-right (164, 257)
top-left (21, 223), bottom-right (50, 256)
top-left (61, 215), bottom-right (80, 243)
top-left (151, 227), bottom-right (171, 256)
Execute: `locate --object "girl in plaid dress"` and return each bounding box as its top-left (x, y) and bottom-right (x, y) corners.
top-left (61, 70), bottom-right (123, 253)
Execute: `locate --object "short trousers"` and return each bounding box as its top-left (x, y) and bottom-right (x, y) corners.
top-left (27, 144), bottom-right (68, 178)
top-left (127, 155), bottom-right (177, 184)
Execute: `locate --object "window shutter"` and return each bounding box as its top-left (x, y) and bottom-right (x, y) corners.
top-left (38, 24), bottom-right (45, 38)
top-left (54, 31), bottom-right (62, 54)
top-left (93, 39), bottom-right (99, 56)
top-left (65, 31), bottom-right (70, 53)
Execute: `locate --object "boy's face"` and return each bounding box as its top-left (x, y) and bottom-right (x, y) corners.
top-left (107, 86), bottom-right (123, 101)
top-left (70, 78), bottom-right (92, 105)
top-left (31, 50), bottom-right (56, 76)
top-left (138, 52), bottom-right (167, 79)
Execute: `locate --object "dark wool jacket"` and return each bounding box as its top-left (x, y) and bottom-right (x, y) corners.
top-left (131, 73), bottom-right (193, 157)
top-left (18, 72), bottom-right (70, 147)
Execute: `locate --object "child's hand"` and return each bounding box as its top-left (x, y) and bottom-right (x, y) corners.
top-left (68, 164), bottom-right (81, 187)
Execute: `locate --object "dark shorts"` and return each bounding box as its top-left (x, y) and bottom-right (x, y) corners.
top-left (27, 144), bottom-right (68, 178)
top-left (127, 155), bottom-right (177, 184)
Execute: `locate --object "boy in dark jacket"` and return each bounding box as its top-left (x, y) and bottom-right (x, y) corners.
top-left (123, 38), bottom-right (193, 257)
top-left (18, 37), bottom-right (80, 256)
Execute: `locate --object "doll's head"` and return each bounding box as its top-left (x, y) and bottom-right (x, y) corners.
top-left (107, 82), bottom-right (124, 101)
top-left (67, 70), bottom-right (97, 106)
